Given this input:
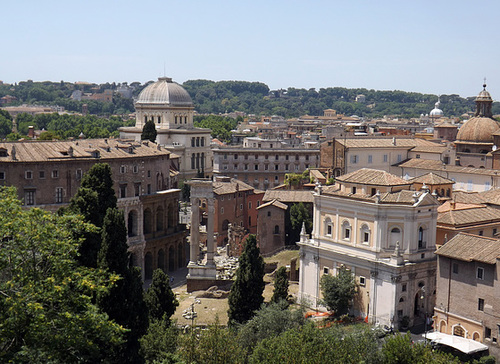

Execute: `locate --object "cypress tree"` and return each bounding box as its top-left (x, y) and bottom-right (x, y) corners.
top-left (141, 119), bottom-right (157, 143)
top-left (69, 163), bottom-right (117, 267)
top-left (98, 208), bottom-right (149, 363)
top-left (228, 234), bottom-right (265, 326)
top-left (271, 266), bottom-right (289, 305)
top-left (144, 269), bottom-right (179, 323)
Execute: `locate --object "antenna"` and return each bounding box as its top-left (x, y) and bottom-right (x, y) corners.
top-left (164, 61), bottom-right (166, 77)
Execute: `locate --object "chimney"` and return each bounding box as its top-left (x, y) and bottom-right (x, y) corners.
top-left (28, 126), bottom-right (34, 138)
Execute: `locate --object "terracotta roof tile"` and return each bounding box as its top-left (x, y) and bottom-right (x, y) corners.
top-left (262, 190), bottom-right (314, 203)
top-left (437, 205), bottom-right (500, 226)
top-left (410, 172), bottom-right (454, 185)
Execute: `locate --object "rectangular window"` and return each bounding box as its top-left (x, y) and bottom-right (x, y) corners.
top-left (452, 263), bottom-right (459, 274)
top-left (224, 154), bottom-right (227, 160)
top-left (359, 276), bottom-right (366, 286)
top-left (285, 164), bottom-right (289, 171)
top-left (248, 202), bottom-right (252, 209)
top-left (234, 154), bottom-right (238, 160)
top-left (351, 155), bottom-right (358, 164)
top-left (493, 228), bottom-right (497, 237)
top-left (486, 327), bottom-right (492, 339)
top-left (397, 154), bottom-right (402, 163)
top-left (39, 171), bottom-right (45, 179)
top-left (25, 170), bottom-right (33, 179)
top-left (76, 169), bottom-right (83, 180)
top-left (275, 165), bottom-right (279, 170)
top-left (402, 284), bottom-right (407, 292)
top-left (275, 155), bottom-right (279, 160)
top-left (383, 154), bottom-right (388, 163)
top-left (267, 211), bottom-right (271, 217)
top-left (133, 165), bottom-right (139, 173)
top-left (327, 224), bottom-right (332, 236)
top-left (368, 155), bottom-right (373, 164)
top-left (147, 184), bottom-right (152, 194)
top-left (416, 154), bottom-right (420, 159)
top-left (477, 267), bottom-right (484, 280)
top-left (119, 184), bottom-right (127, 198)
top-left (120, 165), bottom-right (126, 174)
top-left (478, 298), bottom-right (485, 311)
top-left (244, 154), bottom-right (248, 160)
top-left (240, 204), bottom-right (243, 210)
top-left (221, 207), bottom-right (224, 214)
top-left (148, 170), bottom-right (151, 177)
top-left (244, 164), bottom-right (248, 170)
top-left (52, 170), bottom-right (59, 178)
top-left (323, 267), bottom-right (329, 275)
top-left (0, 171), bottom-right (4, 180)
top-left (55, 187), bottom-right (63, 203)
top-left (134, 183), bottom-right (141, 197)
top-left (479, 230), bottom-right (484, 236)
top-left (264, 164), bottom-right (268, 170)
top-left (285, 155), bottom-right (289, 161)
top-left (254, 164), bottom-right (258, 171)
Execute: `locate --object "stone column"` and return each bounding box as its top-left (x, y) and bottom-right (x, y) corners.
top-left (206, 198), bottom-right (215, 267)
top-left (189, 197), bottom-right (199, 265)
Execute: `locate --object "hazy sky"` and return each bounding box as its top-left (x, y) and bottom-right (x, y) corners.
top-left (3, 1), bottom-right (500, 99)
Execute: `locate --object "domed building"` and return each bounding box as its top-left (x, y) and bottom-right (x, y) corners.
top-left (454, 84), bottom-right (500, 168)
top-left (120, 77), bottom-right (212, 179)
top-left (429, 98), bottom-right (444, 121)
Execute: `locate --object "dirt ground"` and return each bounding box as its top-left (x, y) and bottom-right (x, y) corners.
top-left (172, 259), bottom-right (299, 327)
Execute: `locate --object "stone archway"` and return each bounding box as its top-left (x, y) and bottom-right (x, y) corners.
top-left (145, 252), bottom-right (153, 280)
top-left (168, 245), bottom-right (175, 272)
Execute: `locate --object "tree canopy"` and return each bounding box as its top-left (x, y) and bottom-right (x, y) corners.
top-left (144, 269), bottom-right (179, 323)
top-left (0, 186), bottom-right (124, 363)
top-left (141, 119), bottom-right (157, 143)
top-left (271, 266), bottom-right (289, 305)
top-left (320, 266), bottom-right (358, 316)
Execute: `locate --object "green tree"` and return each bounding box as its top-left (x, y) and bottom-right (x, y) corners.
top-left (141, 119), bottom-right (157, 143)
top-left (69, 163), bottom-right (117, 267)
top-left (97, 208), bottom-right (149, 363)
top-left (139, 319), bottom-right (180, 364)
top-left (320, 266), bottom-right (358, 316)
top-left (288, 202), bottom-right (312, 244)
top-left (0, 186), bottom-right (124, 363)
top-left (271, 266), bottom-right (289, 305)
top-left (179, 317), bottom-right (243, 364)
top-left (237, 300), bottom-right (304, 358)
top-left (0, 109), bottom-right (13, 137)
top-left (228, 235), bottom-right (265, 326)
top-left (144, 269), bottom-right (179, 323)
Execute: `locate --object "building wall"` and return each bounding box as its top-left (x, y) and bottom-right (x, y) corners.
top-left (435, 256), bottom-right (499, 343)
top-left (213, 147), bottom-right (320, 190)
top-left (257, 204), bottom-right (286, 256)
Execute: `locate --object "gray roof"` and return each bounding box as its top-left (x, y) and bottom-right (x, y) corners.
top-left (435, 233), bottom-right (500, 264)
top-left (336, 168), bottom-right (410, 186)
top-left (136, 77), bottom-right (193, 107)
top-left (263, 190), bottom-right (314, 203)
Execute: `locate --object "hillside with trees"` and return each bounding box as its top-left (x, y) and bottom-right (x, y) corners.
top-left (3, 79), bottom-right (497, 120)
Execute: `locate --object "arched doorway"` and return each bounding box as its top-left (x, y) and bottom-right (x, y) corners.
top-left (145, 252), bottom-right (153, 280)
top-left (128, 210), bottom-right (138, 237)
top-left (168, 246), bottom-right (175, 271)
top-left (177, 242), bottom-right (183, 268)
top-left (439, 320), bottom-right (446, 333)
top-left (158, 249), bottom-right (165, 272)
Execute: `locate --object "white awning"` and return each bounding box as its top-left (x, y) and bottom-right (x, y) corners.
top-left (424, 332), bottom-right (488, 354)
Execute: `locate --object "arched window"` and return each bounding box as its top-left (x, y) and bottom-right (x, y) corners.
top-left (144, 208), bottom-right (152, 234)
top-left (222, 219), bottom-right (229, 231)
top-left (191, 137), bottom-right (195, 147)
top-left (128, 210), bottom-right (138, 237)
top-left (453, 325), bottom-right (465, 338)
top-left (156, 206), bottom-right (164, 231)
top-left (274, 225), bottom-right (280, 234)
top-left (342, 220), bottom-right (351, 241)
top-left (418, 226), bottom-right (426, 249)
top-left (360, 224), bottom-right (370, 245)
top-left (201, 137), bottom-right (205, 147)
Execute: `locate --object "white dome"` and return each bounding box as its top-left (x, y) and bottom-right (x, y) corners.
top-left (430, 99), bottom-right (443, 117)
top-left (136, 77), bottom-right (193, 107)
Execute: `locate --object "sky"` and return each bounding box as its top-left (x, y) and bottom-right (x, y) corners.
top-left (3, 1), bottom-right (500, 99)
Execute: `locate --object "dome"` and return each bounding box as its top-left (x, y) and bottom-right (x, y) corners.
top-left (430, 98), bottom-right (443, 117)
top-left (136, 77), bottom-right (193, 107)
top-left (456, 117), bottom-right (500, 143)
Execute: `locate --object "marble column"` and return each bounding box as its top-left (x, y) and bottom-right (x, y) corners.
top-left (189, 197), bottom-right (199, 265)
top-left (206, 198), bottom-right (215, 267)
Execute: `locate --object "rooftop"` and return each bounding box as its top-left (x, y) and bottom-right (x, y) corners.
top-left (435, 233), bottom-right (500, 265)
